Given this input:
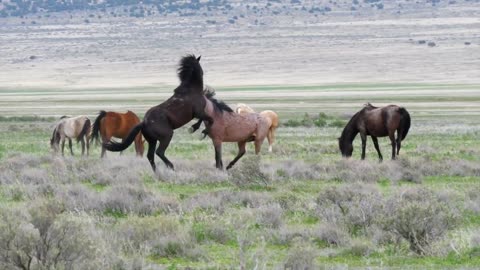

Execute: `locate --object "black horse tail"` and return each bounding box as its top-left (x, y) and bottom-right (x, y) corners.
top-left (91, 110), bottom-right (107, 144)
top-left (50, 127), bottom-right (58, 146)
top-left (104, 122), bottom-right (143, 152)
top-left (77, 118), bottom-right (91, 143)
top-left (398, 107), bottom-right (411, 141)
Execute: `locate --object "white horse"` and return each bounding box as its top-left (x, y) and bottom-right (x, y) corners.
top-left (50, 115), bottom-right (91, 156)
top-left (235, 103), bottom-right (279, 152)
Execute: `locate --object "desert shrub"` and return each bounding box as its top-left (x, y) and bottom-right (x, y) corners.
top-left (384, 188), bottom-right (459, 255)
top-left (341, 240), bottom-right (374, 257)
top-left (192, 221), bottom-right (235, 244)
top-left (256, 203), bottom-right (284, 229)
top-left (150, 234), bottom-right (203, 260)
top-left (269, 226), bottom-right (312, 246)
top-left (316, 183), bottom-right (383, 235)
top-left (283, 240), bottom-right (317, 270)
top-left (54, 184), bottom-right (103, 212)
top-left (313, 224), bottom-right (350, 247)
top-left (332, 159), bottom-right (384, 182)
top-left (102, 185), bottom-right (179, 216)
top-left (229, 155), bottom-right (269, 186)
top-left (115, 215), bottom-right (181, 255)
top-left (0, 200), bottom-right (116, 270)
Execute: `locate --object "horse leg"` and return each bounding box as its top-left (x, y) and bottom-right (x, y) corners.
top-left (389, 132), bottom-right (397, 160)
top-left (226, 141), bottom-right (246, 170)
top-left (189, 119), bottom-right (203, 133)
top-left (80, 137), bottom-right (85, 156)
top-left (396, 128), bottom-right (403, 156)
top-left (371, 136), bottom-right (383, 161)
top-left (268, 127), bottom-right (277, 153)
top-left (156, 131), bottom-right (174, 170)
top-left (267, 129), bottom-right (273, 152)
top-left (134, 134), bottom-right (143, 157)
top-left (145, 137), bottom-right (157, 172)
top-left (360, 133), bottom-right (367, 160)
top-left (61, 137), bottom-right (66, 156)
top-left (86, 136), bottom-right (90, 156)
top-left (100, 135), bottom-right (110, 158)
top-left (213, 140), bottom-right (223, 170)
top-left (68, 138), bottom-right (74, 156)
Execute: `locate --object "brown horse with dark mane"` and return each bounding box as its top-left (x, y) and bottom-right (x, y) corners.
top-left (191, 89), bottom-right (270, 170)
top-left (103, 55), bottom-right (213, 171)
top-left (90, 110), bottom-right (144, 157)
top-left (339, 103), bottom-right (411, 160)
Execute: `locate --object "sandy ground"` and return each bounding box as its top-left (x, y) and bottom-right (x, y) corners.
top-left (0, 8), bottom-right (479, 89)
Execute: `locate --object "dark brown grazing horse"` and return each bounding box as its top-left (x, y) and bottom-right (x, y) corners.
top-left (191, 89), bottom-right (270, 170)
top-left (90, 110), bottom-right (144, 157)
top-left (339, 103), bottom-right (411, 160)
top-left (103, 55), bottom-right (213, 171)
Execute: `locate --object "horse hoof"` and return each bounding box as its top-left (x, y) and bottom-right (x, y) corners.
top-left (188, 127), bottom-right (195, 133)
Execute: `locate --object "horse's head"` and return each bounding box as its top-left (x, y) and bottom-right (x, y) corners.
top-left (177, 54), bottom-right (203, 89)
top-left (338, 137), bottom-right (353, 158)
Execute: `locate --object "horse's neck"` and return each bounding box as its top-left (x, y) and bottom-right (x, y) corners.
top-left (343, 122), bottom-right (359, 142)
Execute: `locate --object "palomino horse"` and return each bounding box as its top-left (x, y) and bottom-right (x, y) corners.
top-left (339, 103), bottom-right (411, 160)
top-left (104, 55), bottom-right (214, 171)
top-left (235, 103), bottom-right (279, 152)
top-left (191, 90), bottom-right (269, 170)
top-left (50, 115), bottom-right (91, 156)
top-left (91, 110), bottom-right (144, 157)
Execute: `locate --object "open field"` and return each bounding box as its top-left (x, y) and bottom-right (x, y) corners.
top-left (1, 83), bottom-right (480, 269)
top-left (1, 1), bottom-right (480, 268)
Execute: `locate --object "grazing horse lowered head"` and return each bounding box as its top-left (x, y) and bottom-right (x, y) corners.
top-left (50, 115), bottom-right (91, 156)
top-left (191, 89), bottom-right (270, 170)
top-left (235, 103), bottom-right (279, 152)
top-left (103, 55), bottom-right (214, 172)
top-left (90, 110), bottom-right (144, 158)
top-left (339, 103), bottom-right (411, 160)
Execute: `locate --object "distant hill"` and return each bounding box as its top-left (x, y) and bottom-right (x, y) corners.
top-left (0, 0), bottom-right (476, 19)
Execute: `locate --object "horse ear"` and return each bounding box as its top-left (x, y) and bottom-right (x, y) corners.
top-left (197, 55), bottom-right (201, 61)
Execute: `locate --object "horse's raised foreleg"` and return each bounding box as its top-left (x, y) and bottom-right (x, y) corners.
top-left (156, 131), bottom-right (174, 170)
top-left (189, 119), bottom-right (203, 133)
top-left (371, 136), bottom-right (383, 161)
top-left (227, 142), bottom-right (247, 170)
top-left (360, 133), bottom-right (367, 160)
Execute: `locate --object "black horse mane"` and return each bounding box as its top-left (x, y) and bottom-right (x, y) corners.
top-left (203, 86), bottom-right (233, 113)
top-left (175, 54), bottom-right (203, 93)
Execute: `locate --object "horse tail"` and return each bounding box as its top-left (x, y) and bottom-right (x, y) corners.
top-left (50, 126), bottom-right (58, 146)
top-left (398, 107), bottom-right (411, 141)
top-left (104, 122), bottom-right (144, 152)
top-left (77, 118), bottom-right (91, 143)
top-left (91, 110), bottom-right (107, 144)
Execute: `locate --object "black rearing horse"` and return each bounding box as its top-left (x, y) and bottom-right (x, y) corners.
top-left (104, 55), bottom-right (213, 171)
